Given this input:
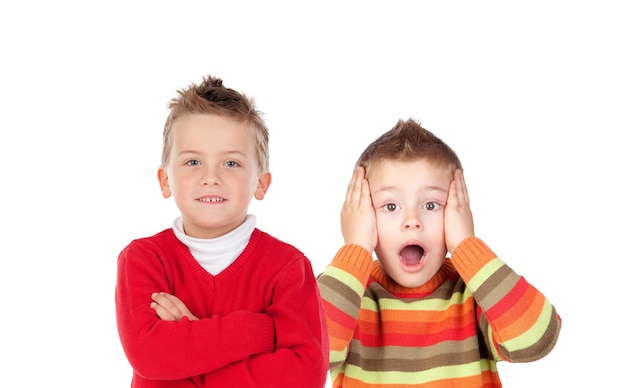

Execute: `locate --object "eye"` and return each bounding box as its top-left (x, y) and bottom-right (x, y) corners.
top-left (384, 203), bottom-right (398, 212)
top-left (224, 160), bottom-right (240, 167)
top-left (185, 159), bottom-right (200, 166)
top-left (423, 201), bottom-right (440, 211)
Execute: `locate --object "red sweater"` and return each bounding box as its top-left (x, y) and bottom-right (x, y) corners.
top-left (116, 228), bottom-right (329, 387)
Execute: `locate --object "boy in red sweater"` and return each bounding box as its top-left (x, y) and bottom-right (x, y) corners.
top-left (317, 118), bottom-right (561, 387)
top-left (116, 74), bottom-right (328, 387)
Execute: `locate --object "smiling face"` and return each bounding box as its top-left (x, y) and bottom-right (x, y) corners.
top-left (368, 158), bottom-right (452, 288)
top-left (158, 113), bottom-right (271, 239)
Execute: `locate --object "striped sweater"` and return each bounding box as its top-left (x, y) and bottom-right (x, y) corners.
top-left (317, 237), bottom-right (561, 387)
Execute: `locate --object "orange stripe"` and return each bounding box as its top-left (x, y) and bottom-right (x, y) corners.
top-left (358, 298), bottom-right (475, 330)
top-left (323, 301), bottom-right (358, 351)
top-left (489, 283), bottom-right (536, 328)
top-left (333, 258), bottom-right (361, 273)
top-left (496, 289), bottom-right (546, 341)
top-left (359, 308), bottom-right (476, 337)
top-left (358, 321), bottom-right (477, 347)
top-left (328, 324), bottom-right (354, 351)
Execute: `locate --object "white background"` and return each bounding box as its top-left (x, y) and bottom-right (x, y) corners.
top-left (1, 1), bottom-right (624, 387)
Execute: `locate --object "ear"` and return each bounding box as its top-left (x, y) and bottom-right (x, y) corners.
top-left (157, 167), bottom-right (172, 198)
top-left (254, 171), bottom-right (272, 200)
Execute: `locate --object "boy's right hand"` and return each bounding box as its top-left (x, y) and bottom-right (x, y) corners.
top-left (151, 292), bottom-right (198, 321)
top-left (444, 169), bottom-right (475, 254)
top-left (340, 166), bottom-right (378, 253)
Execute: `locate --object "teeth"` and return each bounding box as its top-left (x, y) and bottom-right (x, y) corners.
top-left (199, 198), bottom-right (224, 202)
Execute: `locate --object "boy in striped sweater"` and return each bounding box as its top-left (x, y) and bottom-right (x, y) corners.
top-left (317, 118), bottom-right (561, 387)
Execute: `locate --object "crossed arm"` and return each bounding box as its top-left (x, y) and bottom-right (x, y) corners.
top-left (116, 247), bottom-right (328, 387)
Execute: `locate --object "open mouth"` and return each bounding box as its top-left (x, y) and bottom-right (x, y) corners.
top-left (399, 245), bottom-right (425, 266)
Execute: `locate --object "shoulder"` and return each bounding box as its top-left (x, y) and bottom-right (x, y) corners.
top-left (251, 229), bottom-right (318, 290)
top-left (118, 228), bottom-right (179, 262)
top-left (123, 228), bottom-right (173, 248)
top-left (249, 229), bottom-right (314, 275)
top-left (252, 228), bottom-right (306, 260)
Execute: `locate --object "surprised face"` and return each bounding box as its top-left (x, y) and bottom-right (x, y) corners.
top-left (368, 159), bottom-right (452, 288)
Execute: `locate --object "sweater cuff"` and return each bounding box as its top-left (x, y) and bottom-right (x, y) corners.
top-left (331, 244), bottom-right (374, 284)
top-left (254, 313), bottom-right (276, 352)
top-left (450, 237), bottom-right (496, 280)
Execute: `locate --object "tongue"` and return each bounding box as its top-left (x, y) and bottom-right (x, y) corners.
top-left (400, 245), bottom-right (424, 266)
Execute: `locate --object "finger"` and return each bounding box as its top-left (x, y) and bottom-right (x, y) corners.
top-left (359, 176), bottom-right (372, 208)
top-left (345, 166), bottom-right (364, 207)
top-left (151, 301), bottom-right (177, 321)
top-left (455, 169), bottom-right (470, 206)
top-left (447, 175), bottom-right (458, 208)
top-left (151, 292), bottom-right (183, 318)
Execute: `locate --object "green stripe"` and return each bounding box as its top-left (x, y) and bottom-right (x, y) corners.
top-left (361, 291), bottom-right (471, 312)
top-left (467, 257), bottom-right (505, 291)
top-left (501, 299), bottom-right (553, 351)
top-left (330, 368), bottom-right (341, 381)
top-left (342, 360), bottom-right (493, 384)
top-left (330, 348), bottom-right (348, 365)
top-left (324, 266), bottom-right (366, 295)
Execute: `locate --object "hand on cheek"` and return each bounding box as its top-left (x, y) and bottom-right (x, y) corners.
top-left (341, 166), bottom-right (378, 253)
top-left (444, 169), bottom-right (475, 254)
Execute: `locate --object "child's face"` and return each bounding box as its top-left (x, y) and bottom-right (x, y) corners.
top-left (368, 159), bottom-right (452, 288)
top-left (158, 113), bottom-right (270, 239)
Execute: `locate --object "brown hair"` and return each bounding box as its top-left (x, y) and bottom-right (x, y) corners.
top-left (357, 118), bottom-right (462, 177)
top-left (161, 75), bottom-right (269, 172)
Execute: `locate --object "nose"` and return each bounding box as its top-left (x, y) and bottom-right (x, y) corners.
top-left (402, 210), bottom-right (422, 230)
top-left (201, 165), bottom-right (222, 186)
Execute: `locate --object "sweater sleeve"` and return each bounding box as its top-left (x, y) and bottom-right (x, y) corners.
top-left (115, 241), bottom-right (276, 381)
top-left (451, 237), bottom-right (562, 363)
top-left (202, 255), bottom-right (329, 387)
top-left (316, 244), bottom-right (374, 370)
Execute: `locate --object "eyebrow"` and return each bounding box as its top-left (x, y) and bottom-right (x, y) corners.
top-left (372, 185), bottom-right (448, 196)
top-left (176, 150), bottom-right (249, 159)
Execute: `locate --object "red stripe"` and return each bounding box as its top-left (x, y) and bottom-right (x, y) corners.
top-left (487, 276), bottom-right (529, 320)
top-left (322, 299), bottom-right (356, 330)
top-left (357, 321), bottom-right (477, 347)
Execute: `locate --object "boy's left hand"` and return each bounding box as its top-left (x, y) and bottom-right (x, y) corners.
top-left (444, 169), bottom-right (475, 254)
top-left (150, 292), bottom-right (198, 321)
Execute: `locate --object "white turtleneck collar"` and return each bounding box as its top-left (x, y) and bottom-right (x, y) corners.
top-left (172, 214), bottom-right (257, 275)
